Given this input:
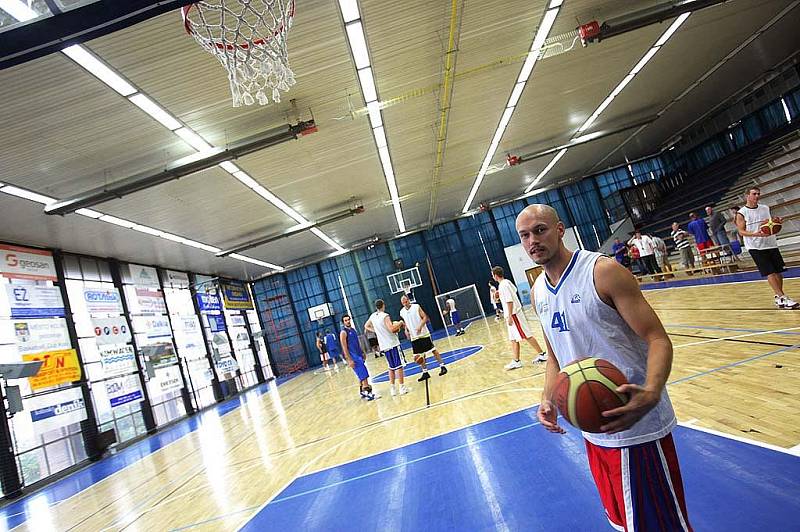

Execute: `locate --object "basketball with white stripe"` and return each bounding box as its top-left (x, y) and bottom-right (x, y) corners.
top-left (554, 357), bottom-right (629, 433)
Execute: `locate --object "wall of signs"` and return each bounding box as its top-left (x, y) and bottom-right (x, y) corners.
top-left (121, 263), bottom-right (185, 427)
top-left (0, 246), bottom-right (88, 489)
top-left (223, 305), bottom-right (258, 389)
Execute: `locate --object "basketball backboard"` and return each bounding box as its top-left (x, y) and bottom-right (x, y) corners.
top-left (387, 266), bottom-right (422, 295)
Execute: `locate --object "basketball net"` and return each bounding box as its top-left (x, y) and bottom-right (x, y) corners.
top-left (183, 0), bottom-right (296, 107)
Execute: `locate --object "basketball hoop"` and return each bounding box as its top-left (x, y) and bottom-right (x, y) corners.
top-left (182, 0), bottom-right (296, 107)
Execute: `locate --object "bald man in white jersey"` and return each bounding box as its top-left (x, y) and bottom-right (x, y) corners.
top-left (364, 298), bottom-right (410, 396)
top-left (519, 204), bottom-right (692, 532)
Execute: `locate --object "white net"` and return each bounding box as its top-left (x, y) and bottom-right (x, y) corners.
top-left (183, 0), bottom-right (296, 107)
top-left (435, 285), bottom-right (485, 335)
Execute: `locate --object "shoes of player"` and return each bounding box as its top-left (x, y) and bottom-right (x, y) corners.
top-left (534, 352), bottom-right (548, 363)
top-left (494, 316), bottom-right (500, 322)
top-left (439, 365), bottom-right (448, 376)
top-left (390, 386), bottom-right (397, 397)
top-left (399, 385), bottom-right (410, 395)
top-left (779, 296), bottom-right (799, 309)
top-left (418, 371), bottom-right (430, 382)
top-left (504, 359), bottom-right (523, 370)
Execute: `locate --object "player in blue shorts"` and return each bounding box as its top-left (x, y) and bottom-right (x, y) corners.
top-left (445, 297), bottom-right (466, 335)
top-left (324, 329), bottom-right (345, 365)
top-left (340, 314), bottom-right (379, 400)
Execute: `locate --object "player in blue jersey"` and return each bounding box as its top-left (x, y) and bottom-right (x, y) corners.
top-left (340, 314), bottom-right (379, 400)
top-left (324, 329), bottom-right (345, 366)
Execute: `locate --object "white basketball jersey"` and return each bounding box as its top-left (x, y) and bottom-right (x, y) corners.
top-left (533, 250), bottom-right (676, 447)
top-left (400, 303), bottom-right (429, 340)
top-left (368, 311), bottom-right (399, 352)
top-left (498, 278), bottom-right (523, 315)
top-left (446, 298), bottom-right (456, 311)
top-left (738, 204), bottom-right (778, 250)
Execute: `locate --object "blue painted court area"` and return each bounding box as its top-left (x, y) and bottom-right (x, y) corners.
top-left (242, 407), bottom-right (800, 531)
top-left (372, 345), bottom-right (482, 382)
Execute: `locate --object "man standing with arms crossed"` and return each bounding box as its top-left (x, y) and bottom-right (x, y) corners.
top-left (400, 295), bottom-right (448, 381)
top-left (492, 266), bottom-right (547, 370)
top-left (365, 299), bottom-right (410, 396)
top-left (339, 314), bottom-right (379, 400)
top-left (519, 204), bottom-right (691, 531)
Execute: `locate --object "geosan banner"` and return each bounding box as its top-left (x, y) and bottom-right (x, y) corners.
top-left (0, 244), bottom-right (57, 281)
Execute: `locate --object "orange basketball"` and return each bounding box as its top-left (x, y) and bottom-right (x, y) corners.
top-left (414, 353), bottom-right (425, 365)
top-left (760, 218), bottom-right (782, 235)
top-left (553, 357), bottom-right (629, 433)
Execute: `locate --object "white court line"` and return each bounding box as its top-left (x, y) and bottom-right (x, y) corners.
top-left (679, 420), bottom-right (797, 456)
top-left (789, 444), bottom-right (800, 457)
top-left (672, 326), bottom-right (800, 348)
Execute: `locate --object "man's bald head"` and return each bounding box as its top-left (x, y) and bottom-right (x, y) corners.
top-left (516, 204), bottom-right (560, 227)
top-left (515, 203), bottom-right (566, 265)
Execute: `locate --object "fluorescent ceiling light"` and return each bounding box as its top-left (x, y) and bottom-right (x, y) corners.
top-left (525, 148), bottom-right (567, 192)
top-left (310, 227), bottom-right (347, 253)
top-left (181, 239), bottom-right (222, 253)
top-left (232, 170), bottom-right (261, 189)
top-left (571, 130), bottom-right (604, 144)
top-left (229, 253), bottom-right (283, 271)
top-left (250, 185), bottom-right (308, 225)
top-left (61, 45), bottom-right (136, 96)
top-left (507, 82), bottom-right (526, 108)
top-left (218, 161), bottom-right (240, 174)
top-left (781, 97), bottom-right (792, 123)
top-left (548, 0), bottom-right (563, 7)
top-left (99, 214), bottom-right (136, 228)
top-left (0, 0), bottom-right (37, 20)
top-left (517, 53), bottom-right (538, 83)
top-left (345, 21), bottom-right (370, 69)
top-left (631, 47), bottom-right (659, 75)
top-left (497, 107), bottom-right (515, 134)
top-left (75, 208), bottom-right (103, 218)
top-left (654, 12), bottom-right (691, 47)
top-left (132, 224), bottom-right (164, 236)
top-left (611, 74), bottom-right (635, 97)
top-left (373, 126), bottom-right (388, 148)
top-left (358, 67), bottom-right (378, 103)
top-left (0, 185), bottom-right (56, 205)
top-left (378, 145), bottom-right (393, 176)
top-left (367, 100), bottom-right (382, 128)
top-left (338, 0), bottom-right (360, 23)
top-left (531, 7), bottom-right (559, 52)
top-left (174, 127), bottom-right (213, 152)
top-left (159, 232), bottom-right (187, 244)
top-left (128, 94), bottom-right (182, 130)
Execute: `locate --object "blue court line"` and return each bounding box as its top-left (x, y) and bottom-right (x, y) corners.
top-left (0, 376), bottom-right (294, 530)
top-left (666, 324), bottom-right (800, 336)
top-left (640, 266), bottom-right (800, 290)
top-left (372, 345), bottom-right (483, 382)
top-left (669, 343), bottom-right (800, 385)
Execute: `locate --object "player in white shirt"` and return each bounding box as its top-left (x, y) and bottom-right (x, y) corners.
top-left (400, 295), bottom-right (448, 381)
top-left (519, 204), bottom-right (691, 532)
top-left (735, 186), bottom-right (798, 309)
top-left (444, 297), bottom-right (465, 335)
top-left (364, 299), bottom-right (410, 396)
top-left (489, 281), bottom-right (503, 321)
top-left (491, 266), bottom-right (546, 370)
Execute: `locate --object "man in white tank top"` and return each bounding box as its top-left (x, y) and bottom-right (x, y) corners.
top-left (491, 266), bottom-right (546, 370)
top-left (735, 186), bottom-right (798, 309)
top-left (518, 204), bottom-right (692, 532)
top-left (445, 297), bottom-right (465, 335)
top-left (364, 299), bottom-right (410, 396)
top-left (399, 295), bottom-right (447, 381)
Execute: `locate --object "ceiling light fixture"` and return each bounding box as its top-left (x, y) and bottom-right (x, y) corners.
top-left (128, 93), bottom-right (182, 130)
top-left (0, 185), bottom-right (56, 205)
top-left (61, 45), bottom-right (137, 97)
top-left (0, 0), bottom-right (36, 20)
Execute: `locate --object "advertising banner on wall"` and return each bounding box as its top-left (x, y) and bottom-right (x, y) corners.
top-left (195, 292), bottom-right (221, 312)
top-left (0, 245), bottom-right (57, 281)
top-left (141, 342), bottom-right (178, 368)
top-left (128, 264), bottom-right (160, 287)
top-left (133, 287), bottom-right (167, 314)
top-left (106, 374), bottom-right (144, 408)
top-left (6, 285), bottom-right (65, 318)
top-left (215, 356), bottom-right (239, 375)
top-left (148, 365), bottom-right (183, 398)
top-left (229, 314), bottom-right (246, 327)
top-left (131, 315), bottom-right (172, 339)
top-left (165, 270), bottom-right (189, 287)
top-left (83, 287), bottom-right (123, 314)
top-left (22, 349), bottom-right (81, 390)
top-left (207, 314), bottom-right (226, 333)
top-left (220, 281), bottom-right (253, 310)
top-left (99, 344), bottom-right (137, 378)
top-left (13, 318), bottom-right (71, 355)
top-left (27, 387), bottom-right (87, 434)
top-left (91, 317), bottom-right (132, 345)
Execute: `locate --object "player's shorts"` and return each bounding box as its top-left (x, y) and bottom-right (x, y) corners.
top-left (451, 310), bottom-right (461, 325)
top-left (585, 433), bottom-right (692, 532)
top-left (382, 346), bottom-right (403, 370)
top-left (368, 337), bottom-right (379, 348)
top-left (495, 302), bottom-right (503, 311)
top-left (351, 355), bottom-right (369, 381)
top-left (328, 349), bottom-right (340, 359)
top-left (411, 336), bottom-right (435, 354)
top-left (748, 247), bottom-right (786, 277)
top-left (319, 351), bottom-right (330, 362)
top-left (507, 313), bottom-right (532, 342)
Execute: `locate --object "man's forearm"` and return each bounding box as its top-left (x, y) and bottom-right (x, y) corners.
top-left (542, 352), bottom-right (560, 402)
top-left (643, 337), bottom-right (672, 392)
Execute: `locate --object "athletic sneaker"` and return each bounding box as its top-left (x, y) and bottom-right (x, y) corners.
top-left (399, 385), bottom-right (410, 395)
top-left (390, 386), bottom-right (397, 397)
top-left (779, 296), bottom-right (799, 309)
top-left (418, 371), bottom-right (430, 382)
top-left (439, 365), bottom-right (448, 376)
top-left (494, 316), bottom-right (500, 322)
top-left (504, 359), bottom-right (523, 370)
top-left (534, 352), bottom-right (548, 363)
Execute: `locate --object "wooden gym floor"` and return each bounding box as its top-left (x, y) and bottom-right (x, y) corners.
top-left (2, 277), bottom-right (799, 531)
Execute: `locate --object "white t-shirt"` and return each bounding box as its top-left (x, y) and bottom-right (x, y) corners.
top-left (446, 298), bottom-right (456, 312)
top-left (498, 278), bottom-right (523, 315)
top-left (368, 311), bottom-right (399, 352)
top-left (628, 235), bottom-right (656, 257)
top-left (490, 286), bottom-right (500, 304)
top-left (738, 204), bottom-right (778, 250)
top-left (400, 303), bottom-right (429, 340)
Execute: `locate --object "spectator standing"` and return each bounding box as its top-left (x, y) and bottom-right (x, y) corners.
top-left (727, 206), bottom-right (743, 245)
top-left (629, 244), bottom-right (643, 274)
top-left (628, 231), bottom-right (661, 274)
top-left (670, 222), bottom-right (695, 273)
top-left (652, 234), bottom-right (672, 273)
top-left (611, 238), bottom-right (628, 267)
top-left (687, 212), bottom-right (712, 252)
top-left (705, 206), bottom-right (729, 246)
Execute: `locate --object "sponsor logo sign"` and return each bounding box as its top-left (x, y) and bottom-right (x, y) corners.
top-left (13, 318), bottom-right (71, 355)
top-left (22, 349), bottom-right (81, 390)
top-left (215, 356), bottom-right (239, 375)
top-left (148, 366), bottom-right (183, 398)
top-left (133, 287), bottom-right (167, 314)
top-left (165, 270), bottom-right (189, 287)
top-left (0, 245), bottom-right (57, 281)
top-left (195, 292), bottom-right (221, 312)
top-left (6, 285), bottom-right (64, 318)
top-left (27, 387), bottom-right (87, 434)
top-left (128, 264), bottom-right (159, 287)
top-left (220, 280), bottom-right (253, 310)
top-left (98, 344), bottom-right (137, 377)
top-left (105, 374), bottom-right (144, 408)
top-left (141, 342), bottom-right (178, 368)
top-left (91, 317), bottom-right (132, 345)
top-left (207, 314), bottom-right (226, 333)
top-left (229, 314), bottom-right (246, 327)
top-left (83, 288), bottom-right (123, 314)
top-left (131, 315), bottom-right (172, 339)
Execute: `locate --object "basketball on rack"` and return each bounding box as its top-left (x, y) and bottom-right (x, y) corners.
top-left (760, 217), bottom-right (783, 235)
top-left (553, 357), bottom-right (628, 433)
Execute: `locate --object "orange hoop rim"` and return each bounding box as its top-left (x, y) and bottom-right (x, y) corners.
top-left (182, 0), bottom-right (296, 51)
